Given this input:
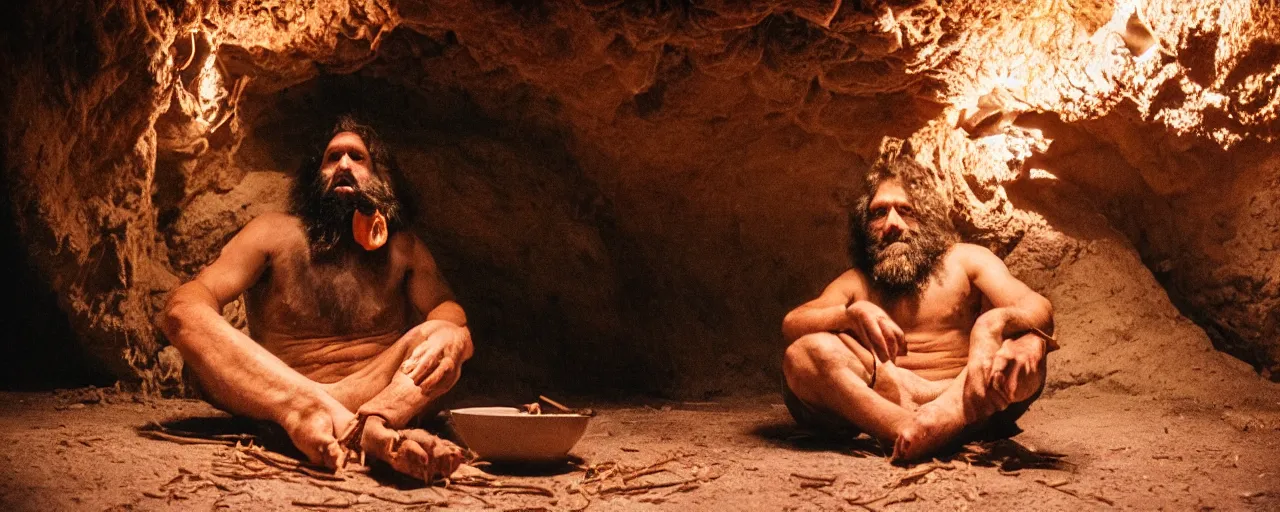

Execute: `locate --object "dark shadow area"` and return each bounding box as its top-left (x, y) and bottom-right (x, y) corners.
top-left (470, 457), bottom-right (584, 477)
top-left (749, 421), bottom-right (888, 457)
top-left (0, 172), bottom-right (113, 391)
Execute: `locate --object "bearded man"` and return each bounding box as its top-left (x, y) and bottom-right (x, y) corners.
top-left (162, 116), bottom-right (468, 481)
top-left (781, 156), bottom-right (1056, 460)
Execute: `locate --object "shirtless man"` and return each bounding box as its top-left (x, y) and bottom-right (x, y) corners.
top-left (781, 156), bottom-right (1056, 460)
top-left (161, 116), bottom-right (469, 481)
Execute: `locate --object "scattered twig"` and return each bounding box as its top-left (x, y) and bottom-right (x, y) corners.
top-left (664, 482), bottom-right (701, 496)
top-left (291, 497), bottom-right (353, 508)
top-left (790, 472), bottom-right (837, 484)
top-left (622, 466), bottom-right (672, 483)
top-left (139, 429), bottom-right (237, 446)
top-left (601, 477), bottom-right (699, 495)
top-left (1035, 478), bottom-right (1081, 499)
top-left (882, 491), bottom-right (920, 506)
top-left (620, 453), bottom-right (685, 482)
top-left (237, 445), bottom-right (346, 482)
top-left (887, 461), bottom-right (954, 488)
top-left (847, 489), bottom-right (894, 506)
top-left (452, 478), bottom-right (557, 497)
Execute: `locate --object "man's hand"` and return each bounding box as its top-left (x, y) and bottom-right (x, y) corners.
top-left (399, 322), bottom-right (470, 392)
top-left (988, 334), bottom-right (1045, 404)
top-left (844, 300), bottom-right (907, 362)
top-left (281, 400), bottom-right (355, 470)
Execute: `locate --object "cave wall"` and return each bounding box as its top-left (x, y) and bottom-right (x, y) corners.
top-left (2, 0), bottom-right (1278, 396)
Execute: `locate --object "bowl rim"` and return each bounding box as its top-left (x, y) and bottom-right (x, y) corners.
top-left (449, 406), bottom-right (591, 419)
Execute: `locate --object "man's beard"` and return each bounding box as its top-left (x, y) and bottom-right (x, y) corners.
top-left (863, 220), bottom-right (953, 295)
top-left (293, 171), bottom-right (402, 257)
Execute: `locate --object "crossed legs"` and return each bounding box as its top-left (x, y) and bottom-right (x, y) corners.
top-left (190, 333), bottom-right (463, 481)
top-left (782, 331), bottom-right (1044, 460)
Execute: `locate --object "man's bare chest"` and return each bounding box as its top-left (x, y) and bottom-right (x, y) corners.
top-left (246, 251), bottom-right (410, 339)
top-left (879, 271), bottom-right (983, 335)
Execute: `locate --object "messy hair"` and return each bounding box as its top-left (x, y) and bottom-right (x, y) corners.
top-left (289, 115), bottom-right (416, 251)
top-left (848, 156), bottom-right (958, 274)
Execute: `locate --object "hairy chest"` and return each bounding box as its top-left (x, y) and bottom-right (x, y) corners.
top-left (246, 248), bottom-right (411, 340)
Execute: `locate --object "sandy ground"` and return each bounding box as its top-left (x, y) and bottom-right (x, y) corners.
top-left (2, 384), bottom-right (1278, 512)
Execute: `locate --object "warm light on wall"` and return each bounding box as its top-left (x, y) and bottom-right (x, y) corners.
top-left (196, 48), bottom-right (224, 125)
top-left (1120, 12), bottom-right (1159, 61)
top-left (1029, 167), bottom-right (1059, 181)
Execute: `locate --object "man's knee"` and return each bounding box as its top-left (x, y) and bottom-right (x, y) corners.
top-left (784, 333), bottom-right (866, 387)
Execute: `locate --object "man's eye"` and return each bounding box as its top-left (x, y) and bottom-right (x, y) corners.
top-left (870, 208), bottom-right (888, 219)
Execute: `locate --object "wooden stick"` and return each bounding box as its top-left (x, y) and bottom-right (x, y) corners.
top-left (139, 430), bottom-right (237, 446)
top-left (291, 498), bottom-right (352, 508)
top-left (238, 446), bottom-right (346, 482)
top-left (538, 395), bottom-right (573, 413)
top-left (600, 477), bottom-right (698, 495)
top-left (790, 472), bottom-right (837, 484)
top-left (451, 479), bottom-right (556, 497)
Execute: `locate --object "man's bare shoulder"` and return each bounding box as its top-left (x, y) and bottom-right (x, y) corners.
top-left (947, 243), bottom-right (1009, 279)
top-left (829, 267), bottom-right (873, 297)
top-left (949, 243), bottom-right (1000, 264)
top-left (232, 212), bottom-right (306, 251)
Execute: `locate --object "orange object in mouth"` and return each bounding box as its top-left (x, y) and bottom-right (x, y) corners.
top-left (352, 209), bottom-right (388, 251)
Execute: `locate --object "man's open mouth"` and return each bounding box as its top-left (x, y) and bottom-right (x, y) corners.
top-left (330, 174), bottom-right (357, 195)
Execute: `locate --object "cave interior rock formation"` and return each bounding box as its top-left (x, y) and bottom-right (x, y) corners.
top-left (2, 0), bottom-right (1278, 400)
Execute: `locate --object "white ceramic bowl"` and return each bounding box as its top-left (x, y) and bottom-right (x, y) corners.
top-left (449, 407), bottom-right (591, 463)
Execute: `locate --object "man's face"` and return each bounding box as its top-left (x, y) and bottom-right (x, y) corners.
top-left (295, 130), bottom-right (402, 254)
top-left (867, 180), bottom-right (918, 250)
top-left (321, 132), bottom-right (374, 200)
top-left (862, 178), bottom-right (949, 293)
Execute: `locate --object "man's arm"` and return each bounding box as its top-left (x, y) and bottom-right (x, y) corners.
top-left (161, 214), bottom-right (351, 466)
top-left (781, 270), bottom-right (906, 361)
top-left (782, 270), bottom-right (861, 342)
top-left (397, 235), bottom-right (473, 394)
top-left (961, 244), bottom-right (1055, 407)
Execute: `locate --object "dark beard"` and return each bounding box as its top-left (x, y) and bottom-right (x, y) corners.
top-left (863, 220), bottom-right (953, 296)
top-left (292, 171), bottom-right (402, 258)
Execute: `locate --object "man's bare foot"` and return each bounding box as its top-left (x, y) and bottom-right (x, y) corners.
top-left (281, 403), bottom-right (355, 469)
top-left (356, 415), bottom-right (464, 482)
top-left (892, 399), bottom-right (967, 461)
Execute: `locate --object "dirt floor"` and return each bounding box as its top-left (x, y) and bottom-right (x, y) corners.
top-left (2, 383), bottom-right (1279, 512)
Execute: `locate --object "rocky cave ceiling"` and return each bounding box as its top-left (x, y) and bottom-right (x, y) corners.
top-left (1, 0), bottom-right (1278, 396)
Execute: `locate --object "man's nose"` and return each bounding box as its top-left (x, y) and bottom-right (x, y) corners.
top-left (884, 208), bottom-right (908, 234)
top-left (337, 153), bottom-right (354, 170)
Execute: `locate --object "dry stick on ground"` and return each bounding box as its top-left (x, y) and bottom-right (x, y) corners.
top-left (140, 422), bottom-right (258, 444)
top-left (1035, 478), bottom-right (1083, 499)
top-left (882, 491), bottom-right (920, 506)
top-left (622, 466), bottom-right (674, 483)
top-left (451, 478), bottom-right (557, 497)
top-left (237, 445), bottom-right (347, 482)
top-left (619, 453), bottom-right (685, 482)
top-left (601, 477), bottom-right (701, 496)
top-left (291, 498), bottom-right (353, 508)
top-left (139, 429), bottom-right (238, 446)
top-left (847, 489), bottom-right (895, 507)
top-left (887, 461), bottom-right (955, 488)
top-left (791, 473), bottom-right (837, 485)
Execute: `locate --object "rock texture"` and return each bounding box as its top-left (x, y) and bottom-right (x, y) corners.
top-left (1, 0), bottom-right (1278, 396)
